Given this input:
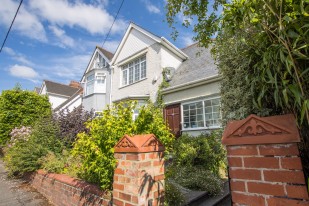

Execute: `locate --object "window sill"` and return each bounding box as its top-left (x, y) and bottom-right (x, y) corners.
top-left (181, 126), bottom-right (221, 131)
top-left (119, 78), bottom-right (147, 89)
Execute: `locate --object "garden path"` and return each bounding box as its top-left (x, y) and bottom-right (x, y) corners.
top-left (0, 160), bottom-right (52, 206)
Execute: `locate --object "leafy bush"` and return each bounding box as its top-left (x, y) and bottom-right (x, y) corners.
top-left (40, 150), bottom-right (69, 174)
top-left (165, 181), bottom-right (185, 206)
top-left (172, 131), bottom-right (226, 175)
top-left (53, 106), bottom-right (94, 147)
top-left (72, 101), bottom-right (174, 190)
top-left (4, 117), bottom-right (64, 176)
top-left (0, 86), bottom-right (51, 145)
top-left (166, 131), bottom-right (226, 196)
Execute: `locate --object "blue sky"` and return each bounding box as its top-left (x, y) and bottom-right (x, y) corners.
top-left (0, 0), bottom-right (195, 92)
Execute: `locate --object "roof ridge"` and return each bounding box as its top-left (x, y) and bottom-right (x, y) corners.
top-left (181, 42), bottom-right (199, 51)
top-left (44, 79), bottom-right (78, 88)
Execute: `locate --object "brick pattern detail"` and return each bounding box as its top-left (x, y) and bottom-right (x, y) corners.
top-left (227, 143), bottom-right (309, 206)
top-left (28, 170), bottom-right (111, 206)
top-left (113, 152), bottom-right (165, 206)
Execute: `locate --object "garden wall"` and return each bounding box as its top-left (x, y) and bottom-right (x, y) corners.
top-left (28, 170), bottom-right (111, 206)
top-left (222, 114), bottom-right (309, 206)
top-left (27, 134), bottom-right (165, 206)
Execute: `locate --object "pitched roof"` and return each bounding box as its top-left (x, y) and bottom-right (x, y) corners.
top-left (110, 22), bottom-right (188, 65)
top-left (96, 46), bottom-right (114, 61)
top-left (44, 80), bottom-right (80, 97)
top-left (168, 43), bottom-right (218, 88)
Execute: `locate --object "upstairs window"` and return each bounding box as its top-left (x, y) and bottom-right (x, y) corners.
top-left (122, 56), bottom-right (146, 86)
top-left (85, 74), bottom-right (95, 96)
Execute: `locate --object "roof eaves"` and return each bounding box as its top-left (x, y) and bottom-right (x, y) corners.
top-left (160, 37), bottom-right (188, 60)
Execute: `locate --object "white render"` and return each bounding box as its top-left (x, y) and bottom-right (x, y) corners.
top-left (57, 94), bottom-right (82, 113)
top-left (163, 80), bottom-right (220, 106)
top-left (48, 94), bottom-right (70, 109)
top-left (111, 23), bottom-right (187, 103)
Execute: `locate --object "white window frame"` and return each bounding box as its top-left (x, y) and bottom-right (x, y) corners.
top-left (122, 55), bottom-right (146, 86)
top-left (181, 97), bottom-right (221, 131)
top-left (85, 74), bottom-right (95, 96)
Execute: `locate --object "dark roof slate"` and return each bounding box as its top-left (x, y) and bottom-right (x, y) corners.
top-left (44, 80), bottom-right (79, 97)
top-left (97, 46), bottom-right (114, 61)
top-left (168, 43), bottom-right (218, 88)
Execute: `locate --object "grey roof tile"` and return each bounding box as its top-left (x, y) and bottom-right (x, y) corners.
top-left (168, 43), bottom-right (218, 87)
top-left (44, 80), bottom-right (80, 97)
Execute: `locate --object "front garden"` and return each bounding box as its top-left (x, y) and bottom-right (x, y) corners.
top-left (0, 88), bottom-right (227, 205)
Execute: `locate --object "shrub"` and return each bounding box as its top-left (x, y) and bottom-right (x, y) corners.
top-left (53, 106), bottom-right (94, 147)
top-left (72, 101), bottom-right (174, 190)
top-left (166, 131), bottom-right (226, 196)
top-left (172, 131), bottom-right (226, 176)
top-left (0, 86), bottom-right (51, 145)
top-left (4, 117), bottom-right (64, 176)
top-left (164, 181), bottom-right (186, 206)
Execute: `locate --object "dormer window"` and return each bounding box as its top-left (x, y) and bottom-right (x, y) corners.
top-left (122, 55), bottom-right (146, 86)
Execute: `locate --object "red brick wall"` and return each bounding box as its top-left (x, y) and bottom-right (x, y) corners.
top-left (113, 134), bottom-right (165, 206)
top-left (29, 170), bottom-right (111, 206)
top-left (222, 114), bottom-right (309, 206)
top-left (228, 144), bottom-right (309, 206)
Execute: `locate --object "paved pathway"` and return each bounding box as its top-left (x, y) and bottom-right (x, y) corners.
top-left (0, 160), bottom-right (52, 206)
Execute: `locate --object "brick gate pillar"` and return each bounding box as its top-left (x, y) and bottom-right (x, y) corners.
top-left (113, 134), bottom-right (165, 206)
top-left (222, 114), bottom-right (309, 206)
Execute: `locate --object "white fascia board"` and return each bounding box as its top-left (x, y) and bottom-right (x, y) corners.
top-left (162, 75), bottom-right (222, 94)
top-left (111, 22), bottom-right (161, 65)
top-left (57, 94), bottom-right (82, 111)
top-left (160, 37), bottom-right (188, 60)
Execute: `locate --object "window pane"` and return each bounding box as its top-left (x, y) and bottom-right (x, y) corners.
top-left (183, 105), bottom-right (189, 110)
top-left (205, 106), bottom-right (212, 113)
top-left (129, 67), bottom-right (134, 84)
top-left (205, 100), bottom-right (211, 107)
top-left (212, 98), bottom-right (220, 105)
top-left (122, 70), bottom-right (128, 85)
top-left (141, 61), bottom-right (146, 78)
top-left (204, 98), bottom-right (221, 128)
top-left (134, 64), bottom-right (140, 81)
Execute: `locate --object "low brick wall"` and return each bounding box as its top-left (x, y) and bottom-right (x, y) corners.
top-left (29, 170), bottom-right (111, 206)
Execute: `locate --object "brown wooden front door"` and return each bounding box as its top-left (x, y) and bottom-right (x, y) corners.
top-left (164, 104), bottom-right (181, 138)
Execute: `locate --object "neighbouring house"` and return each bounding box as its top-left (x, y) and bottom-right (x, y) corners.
top-left (162, 43), bottom-right (221, 137)
top-left (110, 22), bottom-right (188, 115)
top-left (81, 46), bottom-right (114, 114)
top-left (39, 80), bottom-right (82, 110)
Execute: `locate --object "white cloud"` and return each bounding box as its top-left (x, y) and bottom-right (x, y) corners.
top-left (141, 0), bottom-right (160, 14)
top-left (48, 25), bottom-right (74, 48)
top-left (29, 0), bottom-right (126, 35)
top-left (9, 65), bottom-right (39, 81)
top-left (3, 47), bottom-right (34, 66)
top-left (0, 0), bottom-right (47, 42)
top-left (180, 33), bottom-right (194, 47)
top-left (41, 54), bottom-right (91, 80)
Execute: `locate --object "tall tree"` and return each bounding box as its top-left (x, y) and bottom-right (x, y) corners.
top-left (166, 0), bottom-right (309, 174)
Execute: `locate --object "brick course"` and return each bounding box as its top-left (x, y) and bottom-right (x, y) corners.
top-left (222, 114), bottom-right (309, 205)
top-left (28, 170), bottom-right (111, 206)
